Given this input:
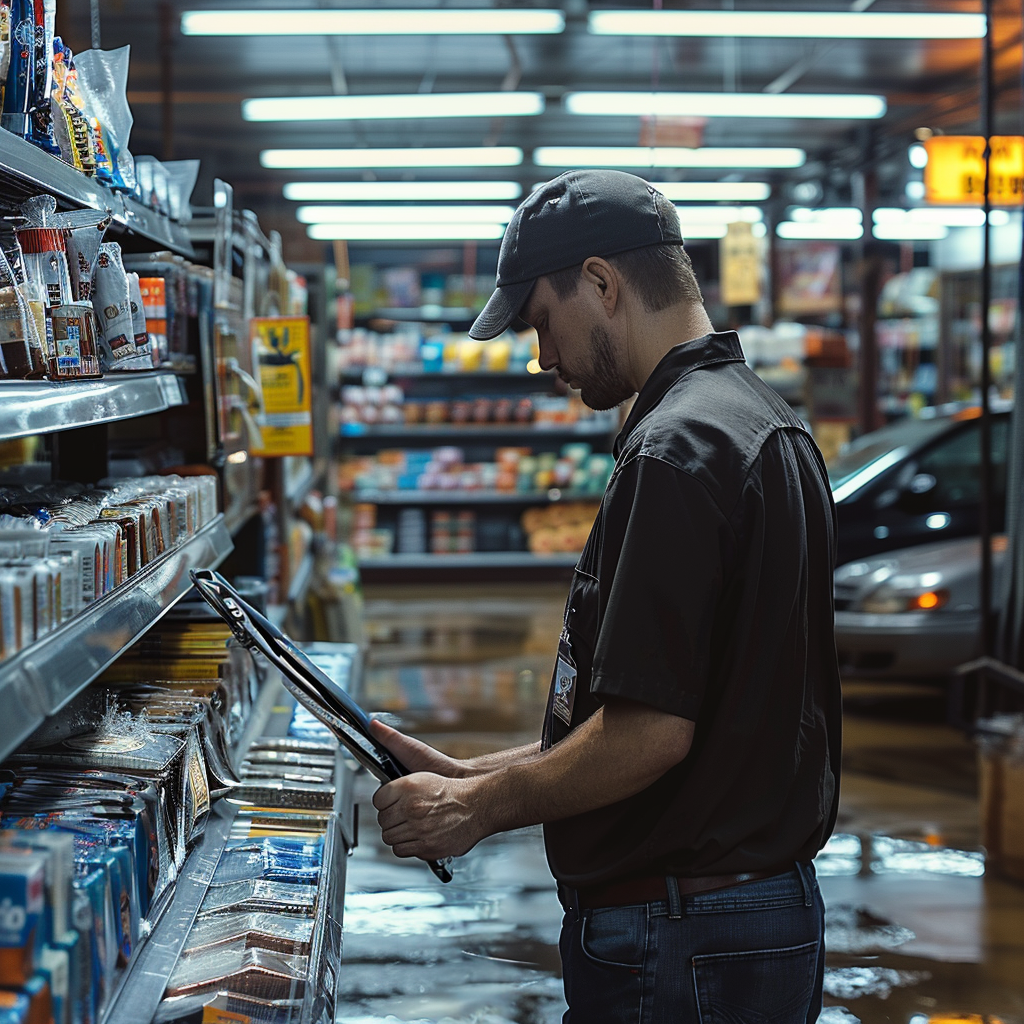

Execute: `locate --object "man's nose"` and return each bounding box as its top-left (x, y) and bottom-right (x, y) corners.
top-left (537, 335), bottom-right (557, 372)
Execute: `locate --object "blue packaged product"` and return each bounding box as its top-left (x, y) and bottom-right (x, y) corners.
top-left (1, 830), bottom-right (75, 945)
top-left (0, 990), bottom-right (29, 1023)
top-left (7, 973), bottom-right (52, 1024)
top-left (213, 836), bottom-right (324, 886)
top-left (1, 0), bottom-right (32, 137)
top-left (27, 0), bottom-right (57, 154)
top-left (0, 852), bottom-right (45, 987)
top-left (71, 866), bottom-right (113, 1018)
top-left (37, 945), bottom-right (68, 1024)
top-left (51, 930), bottom-right (85, 1024)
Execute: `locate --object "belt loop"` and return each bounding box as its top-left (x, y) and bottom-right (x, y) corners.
top-left (665, 875), bottom-right (683, 919)
top-left (796, 862), bottom-right (813, 907)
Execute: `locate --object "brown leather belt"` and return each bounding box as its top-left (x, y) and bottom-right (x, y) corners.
top-left (567, 868), bottom-right (789, 911)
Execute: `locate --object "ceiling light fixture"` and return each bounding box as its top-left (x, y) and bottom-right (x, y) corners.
top-left (244, 93), bottom-right (544, 122)
top-left (588, 10), bottom-right (985, 39)
top-left (283, 182), bottom-right (524, 202)
top-left (653, 181), bottom-right (771, 201)
top-left (874, 208), bottom-right (1010, 228)
top-left (872, 223), bottom-right (949, 241)
top-left (297, 205), bottom-right (517, 224)
top-left (673, 206), bottom-right (763, 223)
top-left (307, 222), bottom-right (507, 241)
top-left (182, 8), bottom-right (565, 36)
top-left (777, 221), bottom-right (864, 240)
top-left (534, 146), bottom-right (805, 169)
top-left (789, 207), bottom-right (863, 223)
top-left (565, 91), bottom-right (886, 120)
top-left (262, 147), bottom-right (524, 169)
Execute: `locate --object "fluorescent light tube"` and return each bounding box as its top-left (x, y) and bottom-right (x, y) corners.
top-left (533, 147), bottom-right (805, 169)
top-left (307, 222), bottom-right (507, 241)
top-left (673, 206), bottom-right (763, 223)
top-left (777, 222), bottom-right (864, 240)
top-left (588, 10), bottom-right (985, 40)
top-left (284, 181), bottom-right (524, 202)
top-left (297, 205), bottom-right (517, 224)
top-left (565, 92), bottom-right (885, 120)
top-left (789, 207), bottom-right (863, 223)
top-left (245, 93), bottom-right (544, 122)
top-left (872, 223), bottom-right (949, 241)
top-left (874, 207), bottom-right (985, 228)
top-left (262, 147), bottom-right (523, 169)
top-left (653, 181), bottom-right (771, 201)
top-left (676, 225), bottom-right (729, 239)
top-left (183, 8), bottom-right (565, 36)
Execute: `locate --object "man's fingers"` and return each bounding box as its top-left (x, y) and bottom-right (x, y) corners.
top-left (380, 823), bottom-right (418, 847)
top-left (372, 780), bottom-right (403, 812)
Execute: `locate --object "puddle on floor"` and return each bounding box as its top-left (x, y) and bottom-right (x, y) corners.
top-left (338, 587), bottom-right (1024, 1024)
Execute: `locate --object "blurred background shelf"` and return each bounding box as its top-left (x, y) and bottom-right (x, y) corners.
top-left (350, 488), bottom-right (601, 505)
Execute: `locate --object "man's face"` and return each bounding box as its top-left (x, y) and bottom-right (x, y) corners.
top-left (519, 275), bottom-right (633, 411)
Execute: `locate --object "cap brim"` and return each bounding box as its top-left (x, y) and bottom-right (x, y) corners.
top-left (469, 278), bottom-right (536, 340)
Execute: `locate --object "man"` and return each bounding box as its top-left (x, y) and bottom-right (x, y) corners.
top-left (369, 169), bottom-right (842, 1022)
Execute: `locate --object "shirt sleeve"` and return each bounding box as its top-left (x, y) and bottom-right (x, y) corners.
top-left (590, 454), bottom-right (734, 722)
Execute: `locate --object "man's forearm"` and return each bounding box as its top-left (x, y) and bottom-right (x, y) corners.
top-left (471, 702), bottom-right (693, 836)
top-left (464, 741), bottom-right (541, 774)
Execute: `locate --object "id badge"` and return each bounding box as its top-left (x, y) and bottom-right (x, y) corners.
top-left (552, 630), bottom-right (577, 727)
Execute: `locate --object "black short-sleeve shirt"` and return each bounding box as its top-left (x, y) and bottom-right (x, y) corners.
top-left (541, 331), bottom-right (842, 887)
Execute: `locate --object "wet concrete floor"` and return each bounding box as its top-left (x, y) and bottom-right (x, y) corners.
top-left (337, 583), bottom-right (1024, 1024)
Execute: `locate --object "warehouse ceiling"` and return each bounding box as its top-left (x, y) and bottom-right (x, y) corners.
top-left (52, 1), bottom-right (1024, 261)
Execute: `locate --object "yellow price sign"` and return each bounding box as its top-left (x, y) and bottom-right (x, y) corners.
top-left (924, 135), bottom-right (1024, 205)
top-left (720, 221), bottom-right (762, 307)
top-left (252, 316), bottom-right (313, 457)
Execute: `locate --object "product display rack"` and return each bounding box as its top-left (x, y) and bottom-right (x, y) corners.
top-left (0, 130), bottom-right (194, 257)
top-left (352, 488), bottom-right (603, 506)
top-left (341, 419), bottom-right (617, 441)
top-left (0, 514), bottom-right (233, 763)
top-left (0, 372), bottom-right (187, 440)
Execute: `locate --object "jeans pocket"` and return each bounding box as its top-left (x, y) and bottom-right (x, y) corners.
top-left (693, 939), bottom-right (820, 1024)
top-left (580, 905), bottom-right (648, 968)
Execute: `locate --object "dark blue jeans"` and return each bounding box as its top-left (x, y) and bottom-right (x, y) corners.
top-left (559, 865), bottom-right (825, 1023)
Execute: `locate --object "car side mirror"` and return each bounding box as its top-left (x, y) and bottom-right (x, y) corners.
top-left (898, 473), bottom-right (938, 512)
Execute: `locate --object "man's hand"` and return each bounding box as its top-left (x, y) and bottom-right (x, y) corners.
top-left (372, 773), bottom-right (486, 861)
top-left (369, 719), bottom-right (468, 778)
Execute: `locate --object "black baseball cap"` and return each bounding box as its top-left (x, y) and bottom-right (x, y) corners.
top-left (469, 169), bottom-right (685, 341)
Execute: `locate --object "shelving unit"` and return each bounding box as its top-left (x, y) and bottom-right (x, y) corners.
top-left (352, 488), bottom-right (601, 505)
top-left (341, 418), bottom-right (617, 440)
top-left (0, 130), bottom-right (194, 257)
top-left (358, 549), bottom-right (579, 581)
top-left (0, 372), bottom-right (187, 440)
top-left (0, 514), bottom-right (233, 762)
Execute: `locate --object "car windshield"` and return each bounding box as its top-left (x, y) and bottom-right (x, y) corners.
top-left (827, 416), bottom-right (953, 491)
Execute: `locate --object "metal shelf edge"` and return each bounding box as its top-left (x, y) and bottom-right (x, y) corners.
top-left (0, 372), bottom-right (188, 442)
top-left (0, 514), bottom-right (233, 762)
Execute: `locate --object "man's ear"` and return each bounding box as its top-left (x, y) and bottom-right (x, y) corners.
top-left (581, 257), bottom-right (619, 318)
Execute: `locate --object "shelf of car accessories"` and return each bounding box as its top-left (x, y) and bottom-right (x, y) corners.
top-left (0, 372), bottom-right (189, 440)
top-left (0, 514), bottom-right (234, 763)
top-left (0, 129), bottom-right (194, 257)
top-left (98, 642), bottom-right (359, 1024)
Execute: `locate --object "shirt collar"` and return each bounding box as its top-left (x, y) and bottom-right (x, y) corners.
top-left (614, 331), bottom-right (746, 457)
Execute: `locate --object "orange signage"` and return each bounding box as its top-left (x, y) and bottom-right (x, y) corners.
top-left (924, 135), bottom-right (1024, 205)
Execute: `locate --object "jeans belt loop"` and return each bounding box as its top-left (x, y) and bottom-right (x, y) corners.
top-left (796, 862), bottom-right (813, 907)
top-left (665, 875), bottom-right (683, 919)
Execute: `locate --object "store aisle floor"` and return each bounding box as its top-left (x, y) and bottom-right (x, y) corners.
top-left (337, 585), bottom-right (1024, 1024)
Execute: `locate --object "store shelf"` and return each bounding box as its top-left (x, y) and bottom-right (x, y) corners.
top-left (0, 514), bottom-right (233, 762)
top-left (359, 552), bottom-right (580, 569)
top-left (0, 372), bottom-right (188, 441)
top-left (99, 678), bottom-right (292, 1024)
top-left (341, 369), bottom-right (550, 384)
top-left (350, 488), bottom-right (601, 505)
top-left (362, 306), bottom-right (476, 323)
top-left (0, 129), bottom-right (194, 257)
top-left (288, 550), bottom-right (315, 604)
top-left (340, 419), bottom-right (616, 440)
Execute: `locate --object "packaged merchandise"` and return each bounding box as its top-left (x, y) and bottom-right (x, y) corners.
top-left (177, 913), bottom-right (314, 958)
top-left (50, 39), bottom-right (97, 175)
top-left (1, 0), bottom-right (34, 138)
top-left (0, 829), bottom-right (74, 945)
top-left (13, 227), bottom-right (72, 314)
top-left (27, 0), bottom-right (57, 154)
top-left (52, 209), bottom-right (111, 304)
top-left (125, 272), bottom-right (152, 367)
top-left (71, 46), bottom-right (134, 192)
top-left (49, 304), bottom-right (101, 379)
top-left (91, 244), bottom-right (136, 370)
top-left (0, 852), bottom-right (45, 986)
top-left (0, 3), bottom-right (11, 114)
top-left (0, 990), bottom-right (30, 1024)
top-left (2, 973), bottom-right (51, 1024)
top-left (0, 287), bottom-right (35, 380)
top-left (163, 946), bottom-right (308, 1001)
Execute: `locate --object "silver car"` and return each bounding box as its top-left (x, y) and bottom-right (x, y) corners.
top-left (833, 536), bottom-right (1006, 679)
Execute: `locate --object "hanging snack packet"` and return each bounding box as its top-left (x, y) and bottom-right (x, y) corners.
top-left (0, 243), bottom-right (46, 379)
top-left (126, 272), bottom-right (153, 368)
top-left (16, 228), bottom-right (73, 310)
top-left (27, 0), bottom-right (58, 154)
top-left (72, 46), bottom-right (135, 192)
top-left (50, 304), bottom-right (101, 380)
top-left (92, 243), bottom-right (136, 370)
top-left (1, 0), bottom-right (32, 138)
top-left (50, 38), bottom-right (95, 174)
top-left (0, 286), bottom-right (34, 379)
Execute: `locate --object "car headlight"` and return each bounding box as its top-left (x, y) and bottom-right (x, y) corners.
top-left (859, 585), bottom-right (950, 614)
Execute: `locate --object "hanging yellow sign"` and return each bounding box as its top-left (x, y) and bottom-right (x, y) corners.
top-left (720, 221), bottom-right (762, 306)
top-left (924, 135), bottom-right (1024, 205)
top-left (252, 316), bottom-right (313, 457)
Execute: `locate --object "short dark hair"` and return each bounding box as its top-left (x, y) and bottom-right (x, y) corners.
top-left (544, 192), bottom-right (703, 311)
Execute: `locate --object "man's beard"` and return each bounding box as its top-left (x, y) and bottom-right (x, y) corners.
top-left (569, 324), bottom-right (634, 411)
